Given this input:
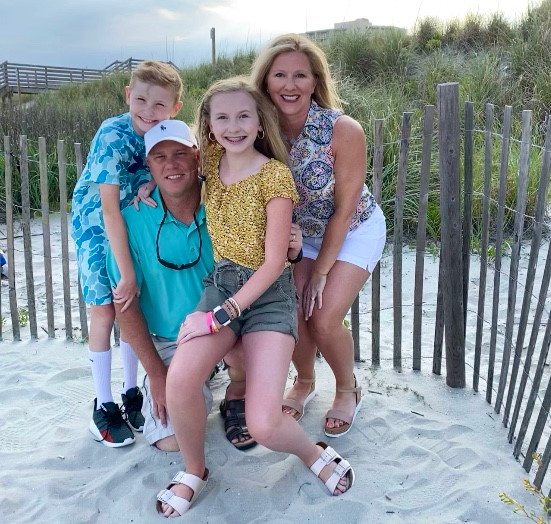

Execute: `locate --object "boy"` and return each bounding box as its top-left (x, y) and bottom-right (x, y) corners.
top-left (71, 61), bottom-right (183, 448)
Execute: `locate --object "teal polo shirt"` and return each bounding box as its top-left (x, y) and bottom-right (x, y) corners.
top-left (106, 187), bottom-right (214, 341)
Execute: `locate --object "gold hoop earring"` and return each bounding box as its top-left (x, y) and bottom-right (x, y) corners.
top-left (208, 131), bottom-right (216, 142)
top-left (257, 129), bottom-right (265, 140)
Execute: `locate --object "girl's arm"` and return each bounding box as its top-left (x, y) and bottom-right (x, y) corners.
top-left (303, 115), bottom-right (367, 318)
top-left (100, 183), bottom-right (138, 312)
top-left (178, 197), bottom-right (292, 344)
top-left (133, 180), bottom-right (158, 210)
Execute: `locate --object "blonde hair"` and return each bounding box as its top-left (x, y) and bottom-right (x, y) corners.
top-left (129, 60), bottom-right (183, 103)
top-left (195, 76), bottom-right (288, 169)
top-left (250, 33), bottom-right (343, 111)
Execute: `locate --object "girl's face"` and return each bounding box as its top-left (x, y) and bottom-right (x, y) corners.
top-left (265, 51), bottom-right (316, 121)
top-left (209, 90), bottom-right (262, 154)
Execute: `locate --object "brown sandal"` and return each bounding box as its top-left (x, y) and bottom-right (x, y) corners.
top-left (282, 375), bottom-right (316, 422)
top-left (324, 375), bottom-right (362, 437)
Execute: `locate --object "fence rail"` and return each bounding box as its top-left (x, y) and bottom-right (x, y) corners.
top-left (2, 82), bottom-right (551, 492)
top-left (0, 58), bottom-right (177, 97)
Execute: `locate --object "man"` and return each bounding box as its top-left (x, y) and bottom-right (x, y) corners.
top-left (106, 119), bottom-right (302, 451)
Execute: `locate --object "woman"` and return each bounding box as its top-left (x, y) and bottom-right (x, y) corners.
top-left (251, 34), bottom-right (387, 437)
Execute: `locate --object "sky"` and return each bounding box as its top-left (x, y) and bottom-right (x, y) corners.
top-left (0, 0), bottom-right (540, 70)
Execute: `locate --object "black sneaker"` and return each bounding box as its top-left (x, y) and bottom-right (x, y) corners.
top-left (89, 399), bottom-right (135, 448)
top-left (121, 387), bottom-right (145, 432)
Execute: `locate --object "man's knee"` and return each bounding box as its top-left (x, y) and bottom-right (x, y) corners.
top-left (153, 435), bottom-right (179, 452)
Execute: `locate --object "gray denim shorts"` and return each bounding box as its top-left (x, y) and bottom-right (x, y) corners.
top-left (196, 260), bottom-right (298, 342)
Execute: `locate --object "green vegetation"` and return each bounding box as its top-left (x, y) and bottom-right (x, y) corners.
top-left (1, 0), bottom-right (551, 242)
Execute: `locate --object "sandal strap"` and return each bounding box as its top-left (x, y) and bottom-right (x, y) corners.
top-left (156, 470), bottom-right (208, 515)
top-left (282, 398), bottom-right (305, 414)
top-left (325, 409), bottom-right (353, 425)
top-left (324, 458), bottom-right (353, 494)
top-left (310, 443), bottom-right (338, 476)
top-left (293, 375), bottom-right (315, 386)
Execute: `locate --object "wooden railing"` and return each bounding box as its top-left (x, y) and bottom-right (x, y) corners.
top-left (0, 58), bottom-right (178, 96)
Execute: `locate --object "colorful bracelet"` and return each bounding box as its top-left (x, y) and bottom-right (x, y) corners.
top-left (205, 311), bottom-right (218, 334)
top-left (226, 297), bottom-right (241, 318)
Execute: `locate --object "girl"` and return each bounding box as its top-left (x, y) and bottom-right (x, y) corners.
top-left (157, 77), bottom-right (355, 517)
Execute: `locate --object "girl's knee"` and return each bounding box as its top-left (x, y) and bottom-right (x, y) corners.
top-left (246, 414), bottom-right (280, 446)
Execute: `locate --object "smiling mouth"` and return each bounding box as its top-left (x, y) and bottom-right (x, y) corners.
top-left (140, 117), bottom-right (156, 124)
top-left (167, 174), bottom-right (183, 180)
top-left (225, 136), bottom-right (246, 143)
top-left (281, 95), bottom-right (299, 101)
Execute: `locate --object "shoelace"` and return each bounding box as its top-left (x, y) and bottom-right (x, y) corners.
top-left (121, 392), bottom-right (142, 415)
top-left (103, 406), bottom-right (126, 428)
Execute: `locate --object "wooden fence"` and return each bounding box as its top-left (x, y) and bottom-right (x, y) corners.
top-left (0, 58), bottom-right (177, 97)
top-left (1, 82), bottom-right (551, 491)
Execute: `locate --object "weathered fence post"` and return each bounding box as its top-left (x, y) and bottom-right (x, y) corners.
top-left (20, 136), bottom-right (38, 339)
top-left (473, 103), bottom-right (494, 392)
top-left (57, 140), bottom-right (73, 340)
top-left (413, 105), bottom-right (434, 370)
top-left (3, 136), bottom-right (19, 340)
top-left (487, 105), bottom-right (513, 403)
top-left (496, 110), bottom-right (532, 416)
top-left (39, 137), bottom-right (55, 338)
top-left (393, 112), bottom-right (412, 371)
top-left (371, 119), bottom-right (384, 367)
top-left (74, 143), bottom-right (89, 342)
top-left (462, 102), bottom-right (474, 334)
top-left (437, 82), bottom-right (465, 388)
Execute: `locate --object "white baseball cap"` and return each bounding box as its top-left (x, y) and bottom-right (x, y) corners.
top-left (145, 119), bottom-right (197, 155)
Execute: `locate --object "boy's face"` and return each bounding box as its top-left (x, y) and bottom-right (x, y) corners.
top-left (125, 80), bottom-right (183, 136)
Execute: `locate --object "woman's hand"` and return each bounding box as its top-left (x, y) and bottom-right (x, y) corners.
top-left (133, 181), bottom-right (158, 210)
top-left (112, 277), bottom-right (139, 313)
top-left (177, 311), bottom-right (210, 345)
top-left (287, 223), bottom-right (303, 261)
top-left (302, 270), bottom-right (327, 320)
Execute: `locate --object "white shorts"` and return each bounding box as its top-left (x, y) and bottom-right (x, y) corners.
top-left (142, 336), bottom-right (213, 446)
top-left (302, 204), bottom-right (386, 272)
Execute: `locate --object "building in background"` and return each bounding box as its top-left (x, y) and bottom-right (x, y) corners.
top-left (302, 18), bottom-right (403, 46)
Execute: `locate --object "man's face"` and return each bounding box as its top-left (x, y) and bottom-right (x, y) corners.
top-left (146, 140), bottom-right (200, 199)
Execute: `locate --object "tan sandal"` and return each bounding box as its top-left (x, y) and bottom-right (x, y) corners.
top-left (282, 375), bottom-right (316, 422)
top-left (156, 469), bottom-right (209, 517)
top-left (309, 442), bottom-right (355, 495)
top-left (324, 375), bottom-right (362, 437)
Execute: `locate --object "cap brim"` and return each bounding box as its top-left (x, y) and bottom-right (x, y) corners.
top-left (147, 136), bottom-right (196, 155)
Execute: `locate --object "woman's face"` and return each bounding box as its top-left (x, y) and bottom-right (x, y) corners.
top-left (265, 51), bottom-right (316, 122)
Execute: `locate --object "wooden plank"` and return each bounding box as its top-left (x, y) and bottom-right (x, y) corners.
top-left (437, 82), bottom-right (465, 388)
top-left (433, 255), bottom-right (444, 375)
top-left (74, 143), bottom-right (89, 342)
top-left (495, 109), bottom-right (532, 416)
top-left (521, 322), bottom-right (551, 473)
top-left (534, 427), bottom-right (551, 489)
top-left (352, 295), bottom-right (360, 361)
top-left (3, 136), bottom-right (19, 340)
top-left (371, 119), bottom-right (384, 367)
top-left (19, 136), bottom-right (38, 339)
top-left (462, 102), bottom-right (474, 334)
top-left (57, 140), bottom-right (73, 340)
top-left (393, 112), bottom-right (412, 371)
top-left (413, 105), bottom-right (434, 370)
top-left (510, 123), bottom-right (551, 448)
top-left (486, 105), bottom-right (513, 404)
top-left (473, 104), bottom-right (494, 392)
top-left (39, 137), bottom-right (55, 338)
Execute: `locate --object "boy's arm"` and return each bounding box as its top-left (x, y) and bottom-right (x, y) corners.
top-left (100, 183), bottom-right (137, 312)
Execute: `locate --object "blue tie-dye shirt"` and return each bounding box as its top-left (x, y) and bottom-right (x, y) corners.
top-left (71, 112), bottom-right (151, 304)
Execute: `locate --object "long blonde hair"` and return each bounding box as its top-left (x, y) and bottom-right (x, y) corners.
top-left (250, 33), bottom-right (343, 111)
top-left (195, 76), bottom-right (288, 170)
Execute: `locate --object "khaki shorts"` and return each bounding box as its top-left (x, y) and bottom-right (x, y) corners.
top-left (196, 261), bottom-right (298, 343)
top-left (142, 336), bottom-right (213, 446)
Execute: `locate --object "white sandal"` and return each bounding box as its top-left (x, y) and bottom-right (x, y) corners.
top-left (156, 469), bottom-right (209, 517)
top-left (309, 442), bottom-right (355, 495)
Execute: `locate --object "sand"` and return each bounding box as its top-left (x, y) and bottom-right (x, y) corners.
top-left (0, 215), bottom-right (547, 523)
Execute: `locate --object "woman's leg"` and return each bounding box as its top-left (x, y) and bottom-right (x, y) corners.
top-left (243, 331), bottom-right (351, 494)
top-left (162, 328), bottom-right (237, 517)
top-left (307, 261), bottom-right (370, 430)
top-left (282, 258), bottom-right (318, 416)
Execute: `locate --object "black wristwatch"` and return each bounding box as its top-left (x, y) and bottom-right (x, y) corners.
top-left (212, 305), bottom-right (231, 326)
top-left (288, 247), bottom-right (303, 264)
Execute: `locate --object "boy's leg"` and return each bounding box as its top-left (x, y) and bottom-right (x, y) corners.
top-left (88, 303), bottom-right (135, 447)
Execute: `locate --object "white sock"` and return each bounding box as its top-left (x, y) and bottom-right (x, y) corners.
top-left (119, 339), bottom-right (138, 392)
top-left (88, 348), bottom-right (113, 406)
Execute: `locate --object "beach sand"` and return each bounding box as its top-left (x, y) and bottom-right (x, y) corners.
top-left (0, 216), bottom-right (548, 523)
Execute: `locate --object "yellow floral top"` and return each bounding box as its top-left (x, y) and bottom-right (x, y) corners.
top-left (204, 143), bottom-right (299, 270)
